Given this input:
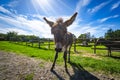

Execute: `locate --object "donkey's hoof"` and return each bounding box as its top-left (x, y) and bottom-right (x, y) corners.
top-left (50, 68), bottom-right (53, 71)
top-left (50, 67), bottom-right (54, 71)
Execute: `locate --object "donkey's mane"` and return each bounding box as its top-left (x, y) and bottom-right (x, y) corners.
top-left (56, 18), bottom-right (63, 23)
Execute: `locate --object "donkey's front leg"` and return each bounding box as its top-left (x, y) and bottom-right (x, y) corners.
top-left (51, 51), bottom-right (58, 71)
top-left (63, 51), bottom-right (67, 70)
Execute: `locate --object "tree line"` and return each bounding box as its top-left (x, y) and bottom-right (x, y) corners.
top-left (78, 29), bottom-right (120, 39)
top-left (0, 28), bottom-right (120, 41)
top-left (0, 31), bottom-right (40, 41)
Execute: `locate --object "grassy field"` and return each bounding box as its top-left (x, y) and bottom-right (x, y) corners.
top-left (0, 41), bottom-right (120, 75)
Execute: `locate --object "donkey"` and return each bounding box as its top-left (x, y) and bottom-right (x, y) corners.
top-left (43, 12), bottom-right (78, 71)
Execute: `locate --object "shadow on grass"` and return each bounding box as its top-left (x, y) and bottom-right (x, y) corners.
top-left (51, 61), bottom-right (99, 80)
top-left (68, 61), bottom-right (99, 80)
top-left (110, 56), bottom-right (120, 59)
top-left (51, 70), bottom-right (65, 80)
top-left (80, 45), bottom-right (93, 47)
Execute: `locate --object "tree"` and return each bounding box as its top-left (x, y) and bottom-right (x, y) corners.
top-left (114, 29), bottom-right (120, 38)
top-left (0, 33), bottom-right (7, 41)
top-left (6, 31), bottom-right (18, 41)
top-left (105, 28), bottom-right (114, 39)
top-left (0, 31), bottom-right (41, 41)
top-left (78, 32), bottom-right (91, 40)
top-left (78, 32), bottom-right (91, 46)
top-left (105, 29), bottom-right (120, 39)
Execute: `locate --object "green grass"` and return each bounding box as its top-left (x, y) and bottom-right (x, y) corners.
top-left (0, 41), bottom-right (63, 62)
top-left (0, 41), bottom-right (120, 75)
top-left (25, 73), bottom-right (34, 80)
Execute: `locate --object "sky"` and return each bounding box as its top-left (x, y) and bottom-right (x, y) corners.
top-left (0, 0), bottom-right (120, 38)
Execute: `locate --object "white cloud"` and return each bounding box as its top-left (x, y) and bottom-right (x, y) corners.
top-left (98, 15), bottom-right (119, 23)
top-left (0, 6), bottom-right (53, 38)
top-left (0, 14), bottom-right (53, 38)
top-left (0, 28), bottom-right (32, 35)
top-left (111, 1), bottom-right (120, 10)
top-left (88, 1), bottom-right (111, 14)
top-left (0, 6), bottom-right (12, 14)
top-left (67, 19), bottom-right (108, 38)
top-left (0, 6), bottom-right (17, 17)
top-left (75, 0), bottom-right (91, 12)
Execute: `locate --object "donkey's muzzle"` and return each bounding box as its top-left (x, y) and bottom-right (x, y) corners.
top-left (55, 48), bottom-right (62, 52)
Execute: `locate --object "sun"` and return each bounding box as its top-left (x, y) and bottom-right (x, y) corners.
top-left (31, 0), bottom-right (54, 14)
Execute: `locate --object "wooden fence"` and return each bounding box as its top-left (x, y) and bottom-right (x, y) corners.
top-left (9, 38), bottom-right (120, 54)
top-left (9, 38), bottom-right (95, 52)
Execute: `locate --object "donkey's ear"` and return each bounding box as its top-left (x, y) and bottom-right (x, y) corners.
top-left (43, 17), bottom-right (47, 21)
top-left (43, 17), bottom-right (54, 27)
top-left (64, 12), bottom-right (78, 27)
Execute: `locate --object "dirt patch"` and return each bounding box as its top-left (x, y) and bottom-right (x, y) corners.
top-left (0, 51), bottom-right (118, 80)
top-left (82, 54), bottom-right (102, 60)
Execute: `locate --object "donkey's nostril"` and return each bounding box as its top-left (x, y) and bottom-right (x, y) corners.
top-left (55, 48), bottom-right (62, 52)
top-left (59, 48), bottom-right (62, 52)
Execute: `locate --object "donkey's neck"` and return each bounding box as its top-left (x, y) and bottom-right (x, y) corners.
top-left (62, 32), bottom-right (73, 47)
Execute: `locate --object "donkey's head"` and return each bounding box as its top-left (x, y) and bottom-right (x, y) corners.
top-left (51, 18), bottom-right (67, 52)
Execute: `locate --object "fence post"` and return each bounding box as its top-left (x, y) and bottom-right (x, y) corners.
top-left (74, 38), bottom-right (76, 53)
top-left (94, 39), bottom-right (97, 54)
top-left (26, 41), bottom-right (27, 46)
top-left (38, 41), bottom-right (40, 49)
top-left (108, 47), bottom-right (111, 56)
top-left (48, 38), bottom-right (50, 49)
top-left (32, 42), bottom-right (33, 47)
